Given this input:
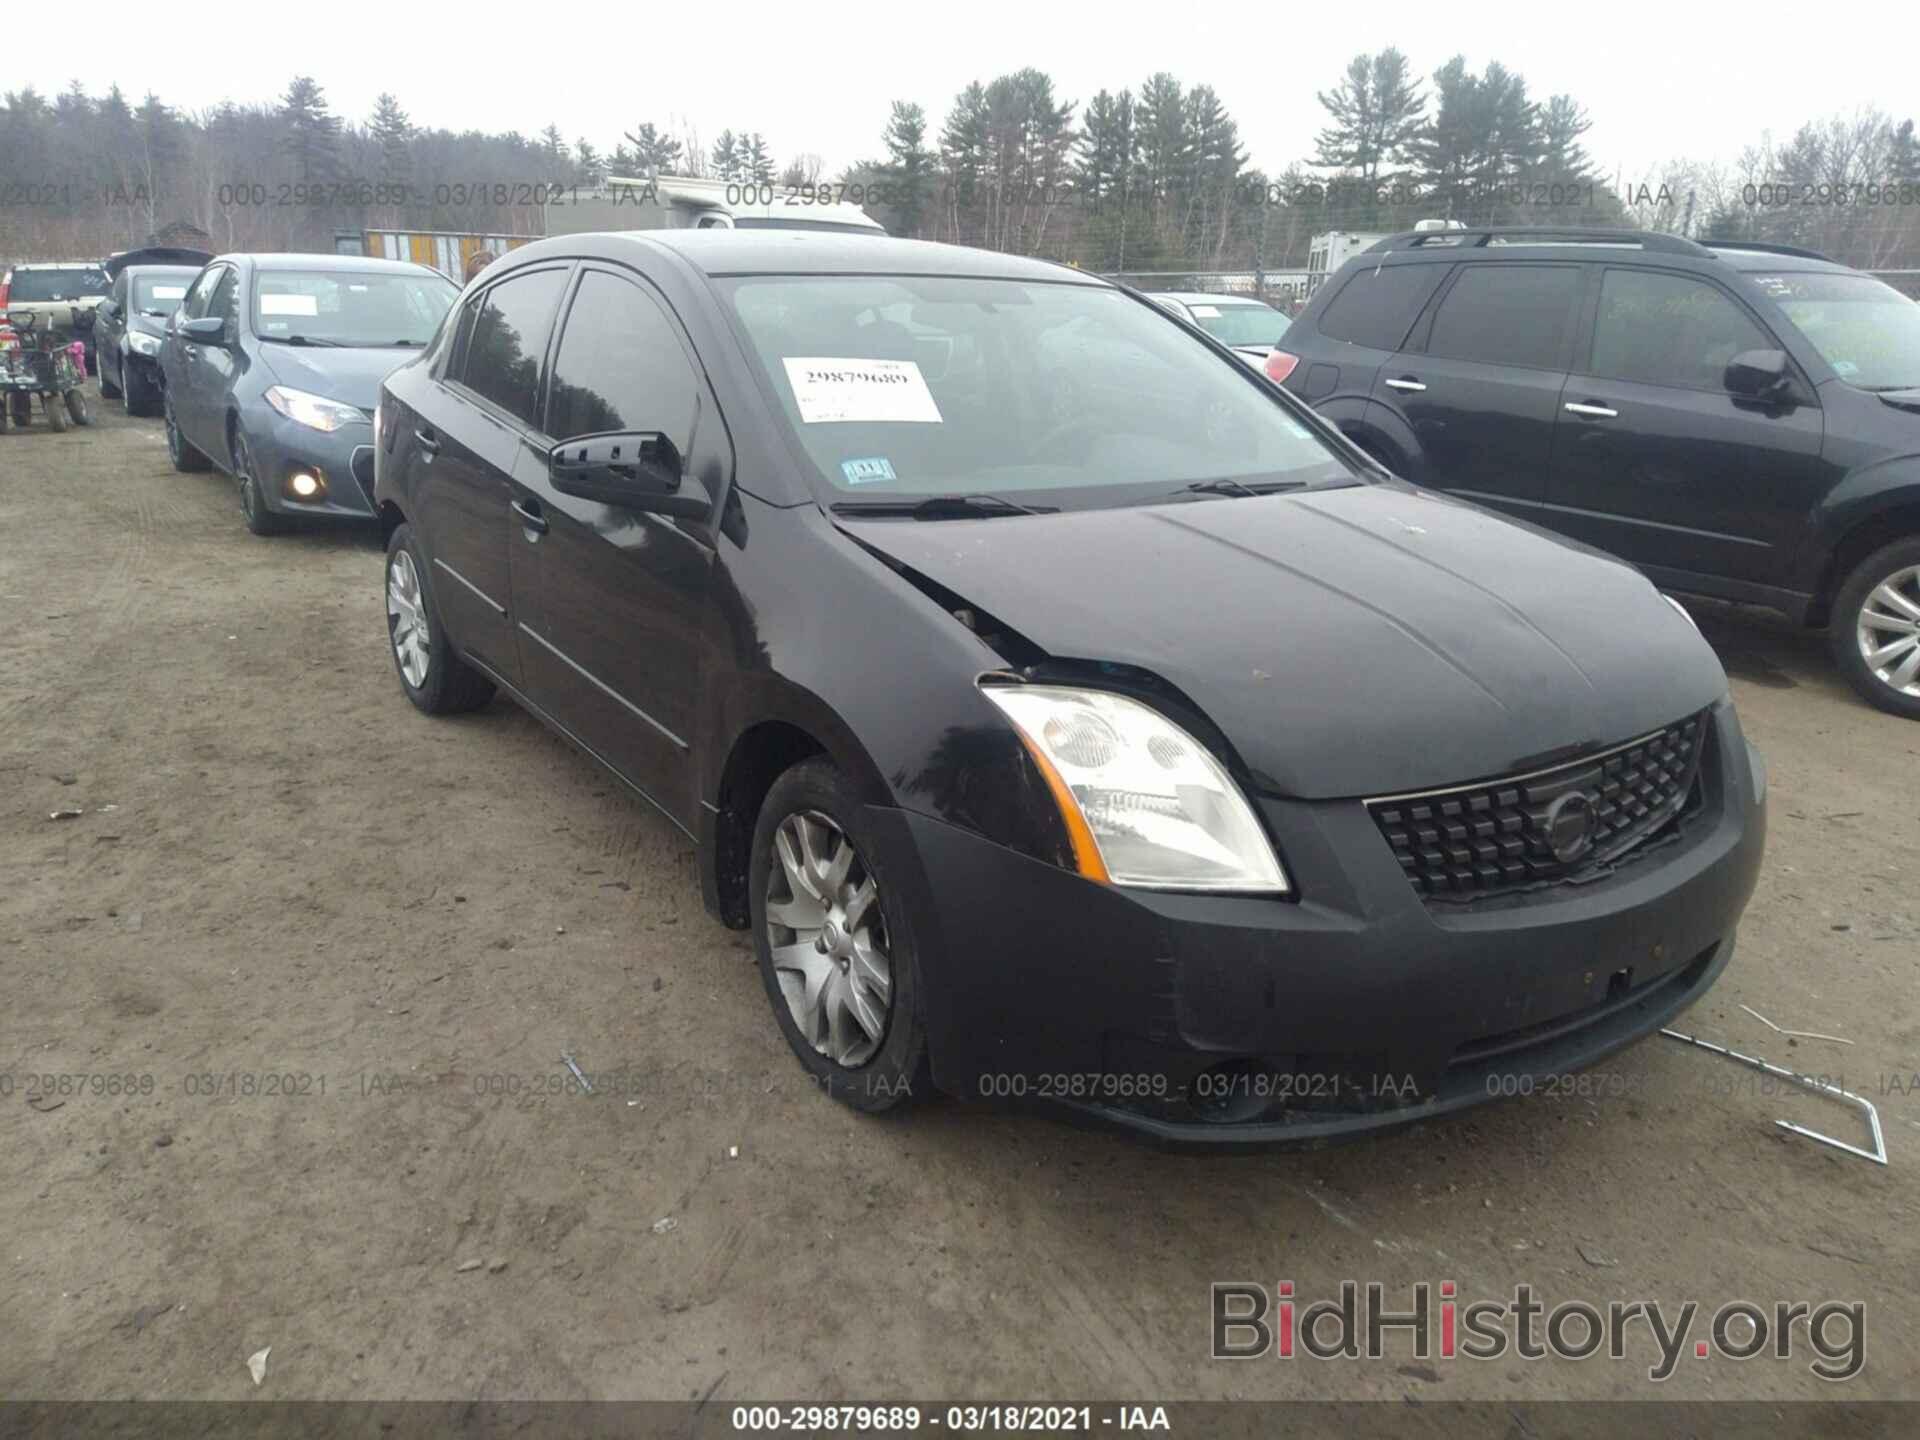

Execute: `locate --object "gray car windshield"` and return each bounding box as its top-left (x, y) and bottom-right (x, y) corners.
top-left (133, 274), bottom-right (194, 315)
top-left (1187, 302), bottom-right (1290, 348)
top-left (1752, 272), bottom-right (1920, 390)
top-left (252, 270), bottom-right (457, 348)
top-left (723, 276), bottom-right (1352, 508)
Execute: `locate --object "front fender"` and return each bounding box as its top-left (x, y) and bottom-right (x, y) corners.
top-left (1793, 457), bottom-right (1920, 595)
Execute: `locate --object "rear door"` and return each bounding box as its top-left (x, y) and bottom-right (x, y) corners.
top-left (508, 264), bottom-right (720, 827)
top-left (1369, 261), bottom-right (1585, 511)
top-left (412, 264), bottom-right (571, 684)
top-left (1547, 266), bottom-right (1827, 587)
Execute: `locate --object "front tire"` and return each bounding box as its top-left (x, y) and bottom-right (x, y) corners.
top-left (750, 759), bottom-right (930, 1113)
top-left (1831, 538), bottom-right (1920, 719)
top-left (65, 389), bottom-right (92, 427)
top-left (385, 523), bottom-right (496, 715)
top-left (232, 430), bottom-right (285, 536)
top-left (165, 397), bottom-right (210, 472)
top-left (124, 362), bottom-right (159, 418)
top-left (47, 394), bottom-right (69, 432)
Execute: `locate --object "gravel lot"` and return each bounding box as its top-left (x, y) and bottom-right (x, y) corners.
top-left (2, 389), bottom-right (1916, 1404)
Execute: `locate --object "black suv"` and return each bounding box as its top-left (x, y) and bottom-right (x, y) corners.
top-left (1270, 229), bottom-right (1920, 718)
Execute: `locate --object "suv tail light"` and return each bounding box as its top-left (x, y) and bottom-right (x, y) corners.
top-left (1264, 349), bottom-right (1300, 385)
top-left (0, 274), bottom-right (11, 311)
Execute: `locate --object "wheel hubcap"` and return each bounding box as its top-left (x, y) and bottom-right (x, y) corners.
top-left (1857, 564), bottom-right (1920, 698)
top-left (766, 811), bottom-right (891, 1068)
top-left (387, 550), bottom-right (431, 688)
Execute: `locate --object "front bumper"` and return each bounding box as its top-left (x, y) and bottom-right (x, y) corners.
top-left (878, 699), bottom-right (1765, 1147)
top-left (248, 412), bottom-right (378, 521)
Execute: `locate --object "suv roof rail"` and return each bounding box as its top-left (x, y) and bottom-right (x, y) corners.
top-left (1366, 227), bottom-right (1713, 256)
top-left (1698, 238), bottom-right (1835, 263)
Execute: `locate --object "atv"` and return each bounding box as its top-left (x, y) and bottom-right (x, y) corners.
top-left (0, 307), bottom-right (92, 433)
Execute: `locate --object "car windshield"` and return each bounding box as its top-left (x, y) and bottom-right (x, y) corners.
top-left (10, 268), bottom-right (108, 302)
top-left (1752, 272), bottom-right (1920, 390)
top-left (722, 276), bottom-right (1354, 510)
top-left (132, 274), bottom-right (194, 316)
top-left (1185, 301), bottom-right (1290, 349)
top-left (252, 269), bottom-right (457, 348)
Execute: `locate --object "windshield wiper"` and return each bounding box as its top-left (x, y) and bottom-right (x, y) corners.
top-left (270, 334), bottom-right (345, 347)
top-left (830, 493), bottom-right (1056, 520)
top-left (1168, 477), bottom-right (1311, 502)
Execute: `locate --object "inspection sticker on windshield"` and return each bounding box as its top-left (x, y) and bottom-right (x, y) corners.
top-left (841, 457), bottom-right (897, 484)
top-left (783, 357), bottom-right (942, 424)
top-left (260, 294), bottom-right (319, 317)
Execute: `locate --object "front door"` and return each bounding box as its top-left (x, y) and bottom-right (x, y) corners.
top-left (508, 264), bottom-right (720, 828)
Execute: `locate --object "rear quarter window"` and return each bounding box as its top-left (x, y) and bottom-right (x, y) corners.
top-left (1315, 263), bottom-right (1446, 351)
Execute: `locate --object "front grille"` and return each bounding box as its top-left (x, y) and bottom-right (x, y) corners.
top-left (350, 446), bottom-right (376, 504)
top-left (1368, 714), bottom-right (1707, 900)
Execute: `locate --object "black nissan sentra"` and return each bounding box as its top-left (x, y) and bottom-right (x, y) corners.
top-left (373, 231), bottom-right (1766, 1145)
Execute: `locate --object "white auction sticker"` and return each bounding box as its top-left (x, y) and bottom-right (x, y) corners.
top-left (260, 294), bottom-right (319, 317)
top-left (782, 357), bottom-right (943, 424)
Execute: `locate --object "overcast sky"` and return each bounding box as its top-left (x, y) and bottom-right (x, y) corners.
top-left (60, 1), bottom-right (1913, 184)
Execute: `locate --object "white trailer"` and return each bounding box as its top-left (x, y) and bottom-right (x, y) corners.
top-left (543, 175), bottom-right (886, 239)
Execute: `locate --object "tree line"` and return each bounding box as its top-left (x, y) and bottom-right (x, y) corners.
top-left (3, 63), bottom-right (1917, 279)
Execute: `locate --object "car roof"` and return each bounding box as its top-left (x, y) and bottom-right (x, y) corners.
top-left (1703, 246), bottom-right (1857, 276)
top-left (1147, 291), bottom-right (1269, 306)
top-left (213, 252), bottom-right (449, 278)
top-left (507, 230), bottom-right (1104, 285)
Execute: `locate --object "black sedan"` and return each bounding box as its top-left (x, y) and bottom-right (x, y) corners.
top-left (160, 253), bottom-right (457, 534)
top-left (371, 231), bottom-right (1767, 1145)
top-left (96, 246), bottom-right (211, 416)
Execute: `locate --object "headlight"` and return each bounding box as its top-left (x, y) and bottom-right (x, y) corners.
top-left (1664, 595), bottom-right (1698, 631)
top-left (264, 385), bottom-right (365, 434)
top-left (980, 684), bottom-right (1289, 893)
top-left (127, 331), bottom-right (161, 357)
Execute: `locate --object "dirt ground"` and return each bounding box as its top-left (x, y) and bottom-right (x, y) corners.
top-left (2, 388), bottom-right (1916, 1406)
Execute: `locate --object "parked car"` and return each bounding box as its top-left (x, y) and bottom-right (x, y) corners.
top-left (1146, 291), bottom-right (1291, 363)
top-left (1271, 227), bottom-right (1920, 718)
top-left (0, 261), bottom-right (110, 372)
top-left (372, 231), bottom-right (1764, 1145)
top-left (160, 253), bottom-right (458, 534)
top-left (96, 247), bottom-right (212, 416)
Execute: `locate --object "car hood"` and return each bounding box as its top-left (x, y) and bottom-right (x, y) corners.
top-left (839, 483), bottom-right (1729, 800)
top-left (257, 345), bottom-right (418, 411)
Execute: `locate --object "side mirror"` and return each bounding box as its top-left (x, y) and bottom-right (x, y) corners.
top-left (178, 316), bottom-right (227, 346)
top-left (1725, 348), bottom-right (1791, 399)
top-left (6, 309), bottom-right (35, 330)
top-left (97, 300), bottom-right (119, 321)
top-left (548, 431), bottom-right (709, 520)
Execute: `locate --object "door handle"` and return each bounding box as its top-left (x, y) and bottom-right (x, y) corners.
top-left (1564, 402), bottom-right (1619, 419)
top-left (511, 497), bottom-right (548, 534)
top-left (413, 427), bottom-right (441, 454)
top-left (1384, 376), bottom-right (1426, 392)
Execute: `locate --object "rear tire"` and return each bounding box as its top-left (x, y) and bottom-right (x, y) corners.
top-left (750, 759), bottom-right (930, 1114)
top-left (165, 396), bottom-right (210, 472)
top-left (385, 523), bottom-right (496, 715)
top-left (47, 394), bottom-right (69, 433)
top-left (65, 389), bottom-right (92, 427)
top-left (1830, 537), bottom-right (1920, 720)
top-left (9, 393), bottom-right (32, 428)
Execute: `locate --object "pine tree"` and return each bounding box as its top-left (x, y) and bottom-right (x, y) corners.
top-left (711, 129), bottom-right (740, 182)
top-left (743, 133), bottom-right (774, 184)
top-left (879, 101), bottom-right (934, 237)
top-left (1313, 48), bottom-right (1425, 186)
top-left (280, 76), bottom-right (340, 183)
top-left (621, 122), bottom-right (683, 176)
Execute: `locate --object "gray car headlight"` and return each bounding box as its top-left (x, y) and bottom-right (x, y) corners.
top-left (127, 331), bottom-right (161, 357)
top-left (981, 683), bottom-right (1289, 894)
top-left (265, 385), bottom-right (365, 434)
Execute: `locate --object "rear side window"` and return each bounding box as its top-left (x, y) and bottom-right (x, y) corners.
top-left (180, 267), bottom-right (222, 320)
top-left (458, 268), bottom-right (569, 429)
top-left (1425, 265), bottom-right (1580, 370)
top-left (1316, 263), bottom-right (1445, 350)
top-left (545, 270), bottom-right (699, 452)
top-left (1588, 269), bottom-right (1772, 392)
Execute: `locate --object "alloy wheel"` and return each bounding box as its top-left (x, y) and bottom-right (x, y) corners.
top-left (1856, 564), bottom-right (1920, 699)
top-left (765, 811), bottom-right (892, 1068)
top-left (387, 549), bottom-right (431, 688)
